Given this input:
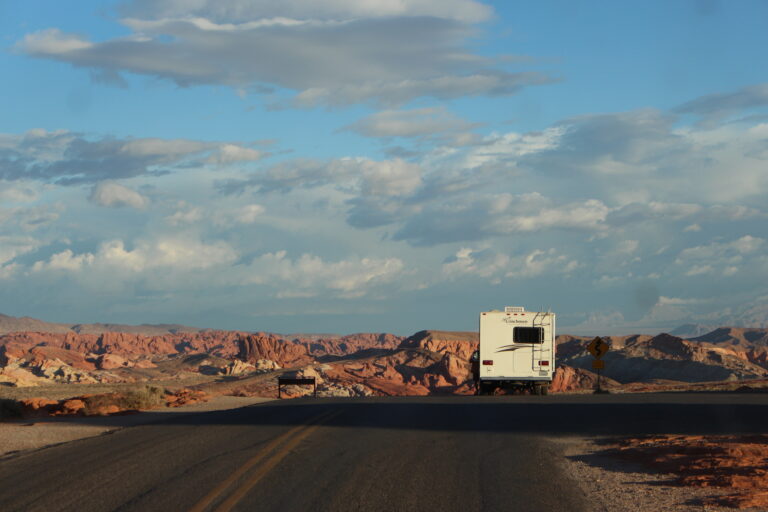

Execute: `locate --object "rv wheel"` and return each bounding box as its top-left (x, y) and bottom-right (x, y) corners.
top-left (541, 384), bottom-right (549, 396)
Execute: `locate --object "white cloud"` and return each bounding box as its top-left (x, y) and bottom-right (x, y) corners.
top-left (220, 157), bottom-right (423, 198)
top-left (32, 249), bottom-right (95, 272)
top-left (0, 129), bottom-right (264, 184)
top-left (345, 107), bottom-right (474, 138)
top-left (394, 193), bottom-right (608, 246)
top-left (0, 181), bottom-right (41, 203)
top-left (658, 296), bottom-right (707, 305)
top-left (616, 240), bottom-right (639, 254)
top-left (442, 248), bottom-right (510, 284)
top-left (205, 144), bottom-right (265, 164)
top-left (358, 159), bottom-right (422, 197)
top-left (0, 236), bottom-right (40, 266)
top-left (293, 72), bottom-right (551, 107)
top-left (442, 246), bottom-right (578, 283)
top-left (0, 205), bottom-right (61, 232)
top-left (676, 83), bottom-right (768, 124)
top-left (165, 204), bottom-right (203, 226)
top-left (121, 0), bottom-right (494, 23)
top-left (19, 28), bottom-right (93, 54)
top-left (17, 2), bottom-right (551, 106)
top-left (676, 235), bottom-right (764, 263)
top-left (244, 251), bottom-right (405, 298)
top-left (89, 181), bottom-right (148, 209)
top-left (233, 204), bottom-right (265, 224)
top-left (31, 237), bottom-right (238, 275)
top-left (685, 264), bottom-right (714, 276)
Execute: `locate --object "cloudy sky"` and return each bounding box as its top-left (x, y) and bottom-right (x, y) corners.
top-left (1, 0), bottom-right (767, 335)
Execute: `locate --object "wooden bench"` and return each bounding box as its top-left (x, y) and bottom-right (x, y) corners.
top-left (277, 376), bottom-right (317, 399)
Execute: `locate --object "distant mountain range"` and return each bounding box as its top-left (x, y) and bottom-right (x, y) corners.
top-left (0, 312), bottom-right (762, 341)
top-left (0, 313), bottom-right (205, 336)
top-left (668, 323), bottom-right (718, 339)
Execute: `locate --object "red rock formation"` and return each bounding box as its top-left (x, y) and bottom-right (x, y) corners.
top-left (550, 365), bottom-right (619, 392)
top-left (237, 333), bottom-right (313, 367)
top-left (18, 398), bottom-right (59, 416)
top-left (291, 332), bottom-right (403, 357)
top-left (166, 389), bottom-right (209, 407)
top-left (28, 346), bottom-right (96, 371)
top-left (398, 330), bottom-right (478, 360)
top-left (0, 330), bottom-right (247, 360)
top-left (13, 387), bottom-right (209, 417)
top-left (95, 354), bottom-right (131, 370)
top-left (321, 347), bottom-right (473, 396)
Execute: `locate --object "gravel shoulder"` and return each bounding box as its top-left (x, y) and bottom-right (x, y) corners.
top-left (557, 436), bottom-right (763, 512)
top-left (0, 395), bottom-right (273, 459)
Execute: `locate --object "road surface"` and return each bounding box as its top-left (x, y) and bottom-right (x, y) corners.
top-left (0, 393), bottom-right (766, 512)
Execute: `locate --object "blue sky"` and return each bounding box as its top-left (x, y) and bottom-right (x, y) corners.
top-left (1, 0), bottom-right (767, 335)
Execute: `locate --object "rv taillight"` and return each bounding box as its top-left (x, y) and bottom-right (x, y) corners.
top-left (482, 360), bottom-right (493, 365)
top-left (539, 361), bottom-right (549, 366)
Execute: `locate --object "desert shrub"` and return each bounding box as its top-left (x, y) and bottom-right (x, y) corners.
top-left (0, 398), bottom-right (23, 420)
top-left (119, 385), bottom-right (165, 410)
top-left (83, 386), bottom-right (166, 415)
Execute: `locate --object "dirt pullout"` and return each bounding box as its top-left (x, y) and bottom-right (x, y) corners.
top-left (561, 435), bottom-right (768, 511)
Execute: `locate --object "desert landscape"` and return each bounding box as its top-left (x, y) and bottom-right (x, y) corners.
top-left (2, 313), bottom-right (768, 510)
top-left (3, 312), bottom-right (768, 405)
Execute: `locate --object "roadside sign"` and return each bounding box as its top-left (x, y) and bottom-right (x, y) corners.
top-left (587, 337), bottom-right (609, 359)
top-left (592, 359), bottom-right (605, 370)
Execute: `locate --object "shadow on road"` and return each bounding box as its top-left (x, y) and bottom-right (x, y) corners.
top-left (12, 394), bottom-right (768, 437)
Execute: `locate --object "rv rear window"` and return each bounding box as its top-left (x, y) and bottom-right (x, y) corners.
top-left (514, 327), bottom-right (543, 344)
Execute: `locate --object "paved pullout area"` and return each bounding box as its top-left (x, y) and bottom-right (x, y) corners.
top-left (0, 394), bottom-right (766, 512)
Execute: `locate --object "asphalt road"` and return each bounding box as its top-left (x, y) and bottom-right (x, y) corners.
top-left (0, 393), bottom-right (766, 512)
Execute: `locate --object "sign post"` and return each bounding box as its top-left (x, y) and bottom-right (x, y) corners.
top-left (587, 337), bottom-right (609, 393)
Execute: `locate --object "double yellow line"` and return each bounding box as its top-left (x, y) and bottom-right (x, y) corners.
top-left (190, 409), bottom-right (339, 512)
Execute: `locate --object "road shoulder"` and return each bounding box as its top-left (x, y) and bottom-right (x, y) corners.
top-left (557, 436), bottom-right (762, 512)
top-left (0, 396), bottom-right (273, 459)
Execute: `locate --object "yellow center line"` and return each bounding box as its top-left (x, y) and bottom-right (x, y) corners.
top-left (213, 410), bottom-right (341, 512)
top-left (189, 409), bottom-right (338, 512)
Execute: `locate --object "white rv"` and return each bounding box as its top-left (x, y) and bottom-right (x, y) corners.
top-left (476, 306), bottom-right (555, 395)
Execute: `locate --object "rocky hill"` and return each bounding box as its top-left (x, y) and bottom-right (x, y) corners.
top-left (288, 332), bottom-right (403, 358)
top-left (0, 329), bottom-right (404, 388)
top-left (691, 327), bottom-right (768, 348)
top-left (0, 313), bottom-right (204, 336)
top-left (3, 313), bottom-right (768, 397)
top-left (399, 330), bottom-right (478, 360)
top-left (557, 331), bottom-right (768, 383)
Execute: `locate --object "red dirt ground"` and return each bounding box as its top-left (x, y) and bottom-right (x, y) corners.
top-left (610, 434), bottom-right (768, 509)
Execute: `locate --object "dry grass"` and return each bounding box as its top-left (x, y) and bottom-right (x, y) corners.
top-left (82, 386), bottom-right (166, 415)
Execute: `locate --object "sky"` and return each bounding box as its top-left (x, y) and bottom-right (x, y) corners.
top-left (1, 0), bottom-right (767, 336)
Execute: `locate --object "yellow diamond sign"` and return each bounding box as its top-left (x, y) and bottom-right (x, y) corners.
top-left (587, 337), bottom-right (609, 359)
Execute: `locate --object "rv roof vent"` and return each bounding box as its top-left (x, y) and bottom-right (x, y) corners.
top-left (505, 306), bottom-right (525, 313)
